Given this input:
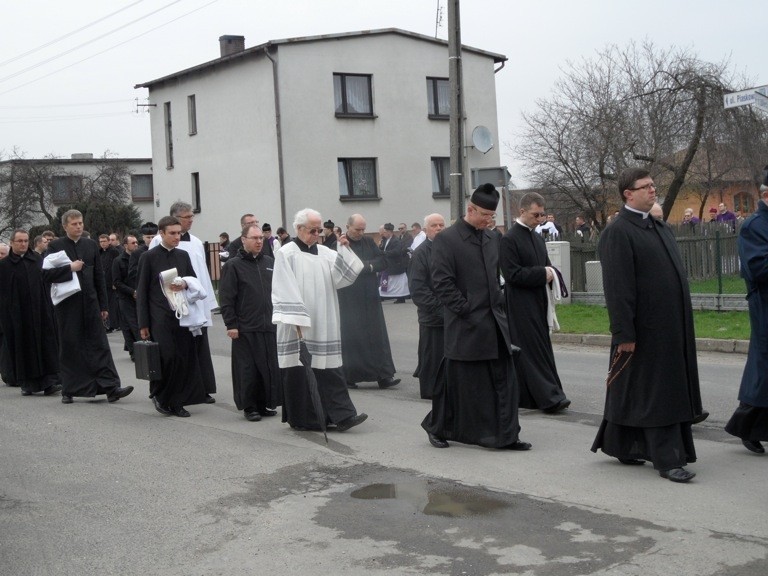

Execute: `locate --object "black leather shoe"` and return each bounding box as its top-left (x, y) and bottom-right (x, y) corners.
top-left (543, 399), bottom-right (571, 414)
top-left (742, 439), bottom-right (765, 454)
top-left (170, 406), bottom-right (191, 418)
top-left (204, 395), bottom-right (216, 404)
top-left (659, 467), bottom-right (695, 483)
top-left (428, 432), bottom-right (449, 448)
top-left (692, 411), bottom-right (710, 424)
top-left (259, 409), bottom-right (278, 417)
top-left (377, 377), bottom-right (400, 389)
top-left (107, 386), bottom-right (134, 403)
top-left (244, 410), bottom-right (262, 422)
top-left (618, 458), bottom-right (646, 465)
top-left (152, 397), bottom-right (172, 416)
top-left (503, 440), bottom-right (532, 451)
top-left (347, 382), bottom-right (358, 389)
top-left (61, 395), bottom-right (73, 404)
top-left (21, 390), bottom-right (33, 396)
top-left (44, 384), bottom-right (63, 396)
top-left (336, 413), bottom-right (368, 432)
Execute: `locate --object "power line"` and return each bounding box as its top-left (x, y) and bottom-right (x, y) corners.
top-left (0, 111), bottom-right (139, 123)
top-left (0, 1), bottom-right (218, 97)
top-left (0, 99), bottom-right (134, 110)
top-left (0, 0), bottom-right (184, 84)
top-left (0, 1), bottom-right (146, 69)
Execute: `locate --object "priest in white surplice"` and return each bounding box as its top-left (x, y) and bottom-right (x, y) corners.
top-left (272, 208), bottom-right (369, 433)
top-left (150, 201), bottom-right (218, 401)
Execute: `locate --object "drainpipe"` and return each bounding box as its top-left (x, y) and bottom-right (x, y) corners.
top-left (263, 45), bottom-right (287, 228)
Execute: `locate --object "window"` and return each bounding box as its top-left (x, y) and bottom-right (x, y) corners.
top-left (333, 73), bottom-right (373, 116)
top-left (51, 175), bottom-right (81, 203)
top-left (131, 174), bottom-right (153, 202)
top-left (427, 77), bottom-right (450, 118)
top-left (431, 157), bottom-right (450, 197)
top-left (733, 192), bottom-right (754, 214)
top-left (338, 159), bottom-right (378, 198)
top-left (164, 101), bottom-right (174, 168)
top-left (187, 95), bottom-right (197, 135)
top-left (191, 172), bottom-right (201, 213)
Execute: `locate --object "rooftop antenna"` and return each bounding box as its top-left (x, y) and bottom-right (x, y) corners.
top-left (434, 0), bottom-right (444, 38)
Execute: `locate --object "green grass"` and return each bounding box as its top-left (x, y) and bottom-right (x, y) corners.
top-left (688, 274), bottom-right (745, 294)
top-left (556, 303), bottom-right (751, 340)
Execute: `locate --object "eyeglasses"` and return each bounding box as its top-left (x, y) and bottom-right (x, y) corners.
top-left (178, 214), bottom-right (195, 220)
top-left (303, 227), bottom-right (321, 234)
top-left (629, 183), bottom-right (656, 192)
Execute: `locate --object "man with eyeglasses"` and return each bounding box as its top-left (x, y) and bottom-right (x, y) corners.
top-left (150, 202), bottom-right (218, 403)
top-left (501, 192), bottom-right (570, 416)
top-left (423, 183), bottom-right (530, 451)
top-left (0, 230), bottom-right (63, 397)
top-left (112, 235), bottom-right (141, 361)
top-left (591, 168), bottom-right (704, 483)
top-left (219, 223), bottom-right (280, 422)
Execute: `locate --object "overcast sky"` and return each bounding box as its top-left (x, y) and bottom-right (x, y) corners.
top-left (1, 0), bottom-right (765, 185)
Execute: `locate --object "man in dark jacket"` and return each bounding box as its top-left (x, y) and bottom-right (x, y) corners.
top-left (591, 168), bottom-right (703, 483)
top-left (422, 184), bottom-right (530, 451)
top-left (218, 224), bottom-right (280, 421)
top-left (725, 184), bottom-right (768, 454)
top-left (112, 235), bottom-right (140, 360)
top-left (98, 234), bottom-right (121, 331)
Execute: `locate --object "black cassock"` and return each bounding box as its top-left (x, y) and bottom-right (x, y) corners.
top-left (338, 235), bottom-right (396, 384)
top-left (500, 222), bottom-right (567, 410)
top-left (99, 246), bottom-right (121, 330)
top-left (45, 236), bottom-right (121, 397)
top-left (136, 245), bottom-right (206, 409)
top-left (0, 250), bottom-right (63, 392)
top-left (218, 250), bottom-right (281, 412)
top-left (408, 239), bottom-right (444, 399)
top-left (112, 250), bottom-right (139, 356)
top-left (591, 208), bottom-right (702, 470)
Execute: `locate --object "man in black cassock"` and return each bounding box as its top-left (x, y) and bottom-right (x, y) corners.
top-left (127, 222), bottom-right (159, 287)
top-left (422, 184), bottom-right (530, 451)
top-left (500, 192), bottom-right (570, 414)
top-left (591, 168), bottom-right (703, 483)
top-left (408, 214), bottom-right (446, 402)
top-left (98, 234), bottom-right (121, 332)
top-left (0, 230), bottom-right (62, 397)
top-left (725, 184), bottom-right (768, 454)
top-left (219, 223), bottom-right (280, 422)
top-left (45, 210), bottom-right (132, 404)
top-left (0, 242), bottom-right (15, 387)
top-left (112, 235), bottom-right (140, 361)
top-left (137, 216), bottom-right (208, 417)
top-left (338, 213), bottom-right (400, 389)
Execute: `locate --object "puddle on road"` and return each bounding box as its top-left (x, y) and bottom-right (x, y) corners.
top-left (350, 481), bottom-right (511, 517)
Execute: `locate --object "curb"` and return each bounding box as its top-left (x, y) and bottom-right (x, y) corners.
top-left (551, 333), bottom-right (749, 354)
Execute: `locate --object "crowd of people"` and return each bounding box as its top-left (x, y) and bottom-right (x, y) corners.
top-left (2, 171), bottom-right (768, 484)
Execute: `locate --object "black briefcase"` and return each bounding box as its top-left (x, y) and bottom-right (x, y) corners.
top-left (134, 340), bottom-right (162, 380)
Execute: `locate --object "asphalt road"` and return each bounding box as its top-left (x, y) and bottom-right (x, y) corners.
top-left (1, 301), bottom-right (765, 576)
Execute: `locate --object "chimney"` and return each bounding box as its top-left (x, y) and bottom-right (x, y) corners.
top-left (71, 153), bottom-right (94, 160)
top-left (219, 35), bottom-right (245, 58)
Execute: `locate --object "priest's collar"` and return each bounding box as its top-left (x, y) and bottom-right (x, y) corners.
top-left (514, 218), bottom-right (536, 231)
top-left (180, 232), bottom-right (191, 242)
top-left (160, 242), bottom-right (174, 251)
top-left (294, 237), bottom-right (318, 255)
top-left (623, 204), bottom-right (650, 219)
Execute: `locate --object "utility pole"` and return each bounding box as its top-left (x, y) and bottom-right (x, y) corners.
top-left (448, 0), bottom-right (465, 222)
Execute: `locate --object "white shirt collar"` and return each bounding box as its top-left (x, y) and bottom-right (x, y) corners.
top-left (515, 217), bottom-right (536, 231)
top-left (624, 205), bottom-right (650, 219)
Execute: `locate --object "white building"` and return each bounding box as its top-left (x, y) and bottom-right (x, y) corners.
top-left (135, 28), bottom-right (507, 241)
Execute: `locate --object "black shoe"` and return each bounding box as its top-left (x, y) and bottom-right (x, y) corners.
top-left (336, 413), bottom-right (368, 432)
top-left (428, 432), bottom-right (449, 448)
top-left (347, 381), bottom-right (358, 389)
top-left (502, 440), bottom-right (532, 451)
top-left (21, 389), bottom-right (33, 396)
top-left (204, 395), bottom-right (215, 404)
top-left (259, 409), bottom-right (278, 417)
top-left (170, 406), bottom-right (190, 418)
top-left (108, 386), bottom-right (134, 403)
top-left (692, 411), bottom-right (710, 424)
top-left (618, 458), bottom-right (646, 466)
top-left (742, 439), bottom-right (765, 454)
top-left (659, 467), bottom-right (695, 483)
top-left (152, 397), bottom-right (172, 416)
top-left (61, 395), bottom-right (73, 404)
top-left (543, 399), bottom-right (571, 414)
top-left (245, 410), bottom-right (262, 422)
top-left (290, 424), bottom-right (310, 431)
top-left (377, 377), bottom-right (400, 389)
top-left (44, 384), bottom-right (63, 396)
top-left (394, 298), bottom-right (406, 304)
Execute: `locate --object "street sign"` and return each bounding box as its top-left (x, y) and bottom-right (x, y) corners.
top-left (752, 91), bottom-right (768, 112)
top-left (723, 85), bottom-right (768, 109)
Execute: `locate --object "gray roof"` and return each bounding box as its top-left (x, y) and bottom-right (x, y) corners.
top-left (135, 28), bottom-right (507, 89)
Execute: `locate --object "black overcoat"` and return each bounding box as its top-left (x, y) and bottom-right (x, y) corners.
top-left (598, 207), bottom-right (702, 427)
top-left (380, 236), bottom-right (408, 275)
top-left (500, 222), bottom-right (566, 409)
top-left (735, 200), bottom-right (768, 407)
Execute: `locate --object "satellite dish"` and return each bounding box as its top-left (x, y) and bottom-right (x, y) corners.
top-left (471, 125), bottom-right (494, 154)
